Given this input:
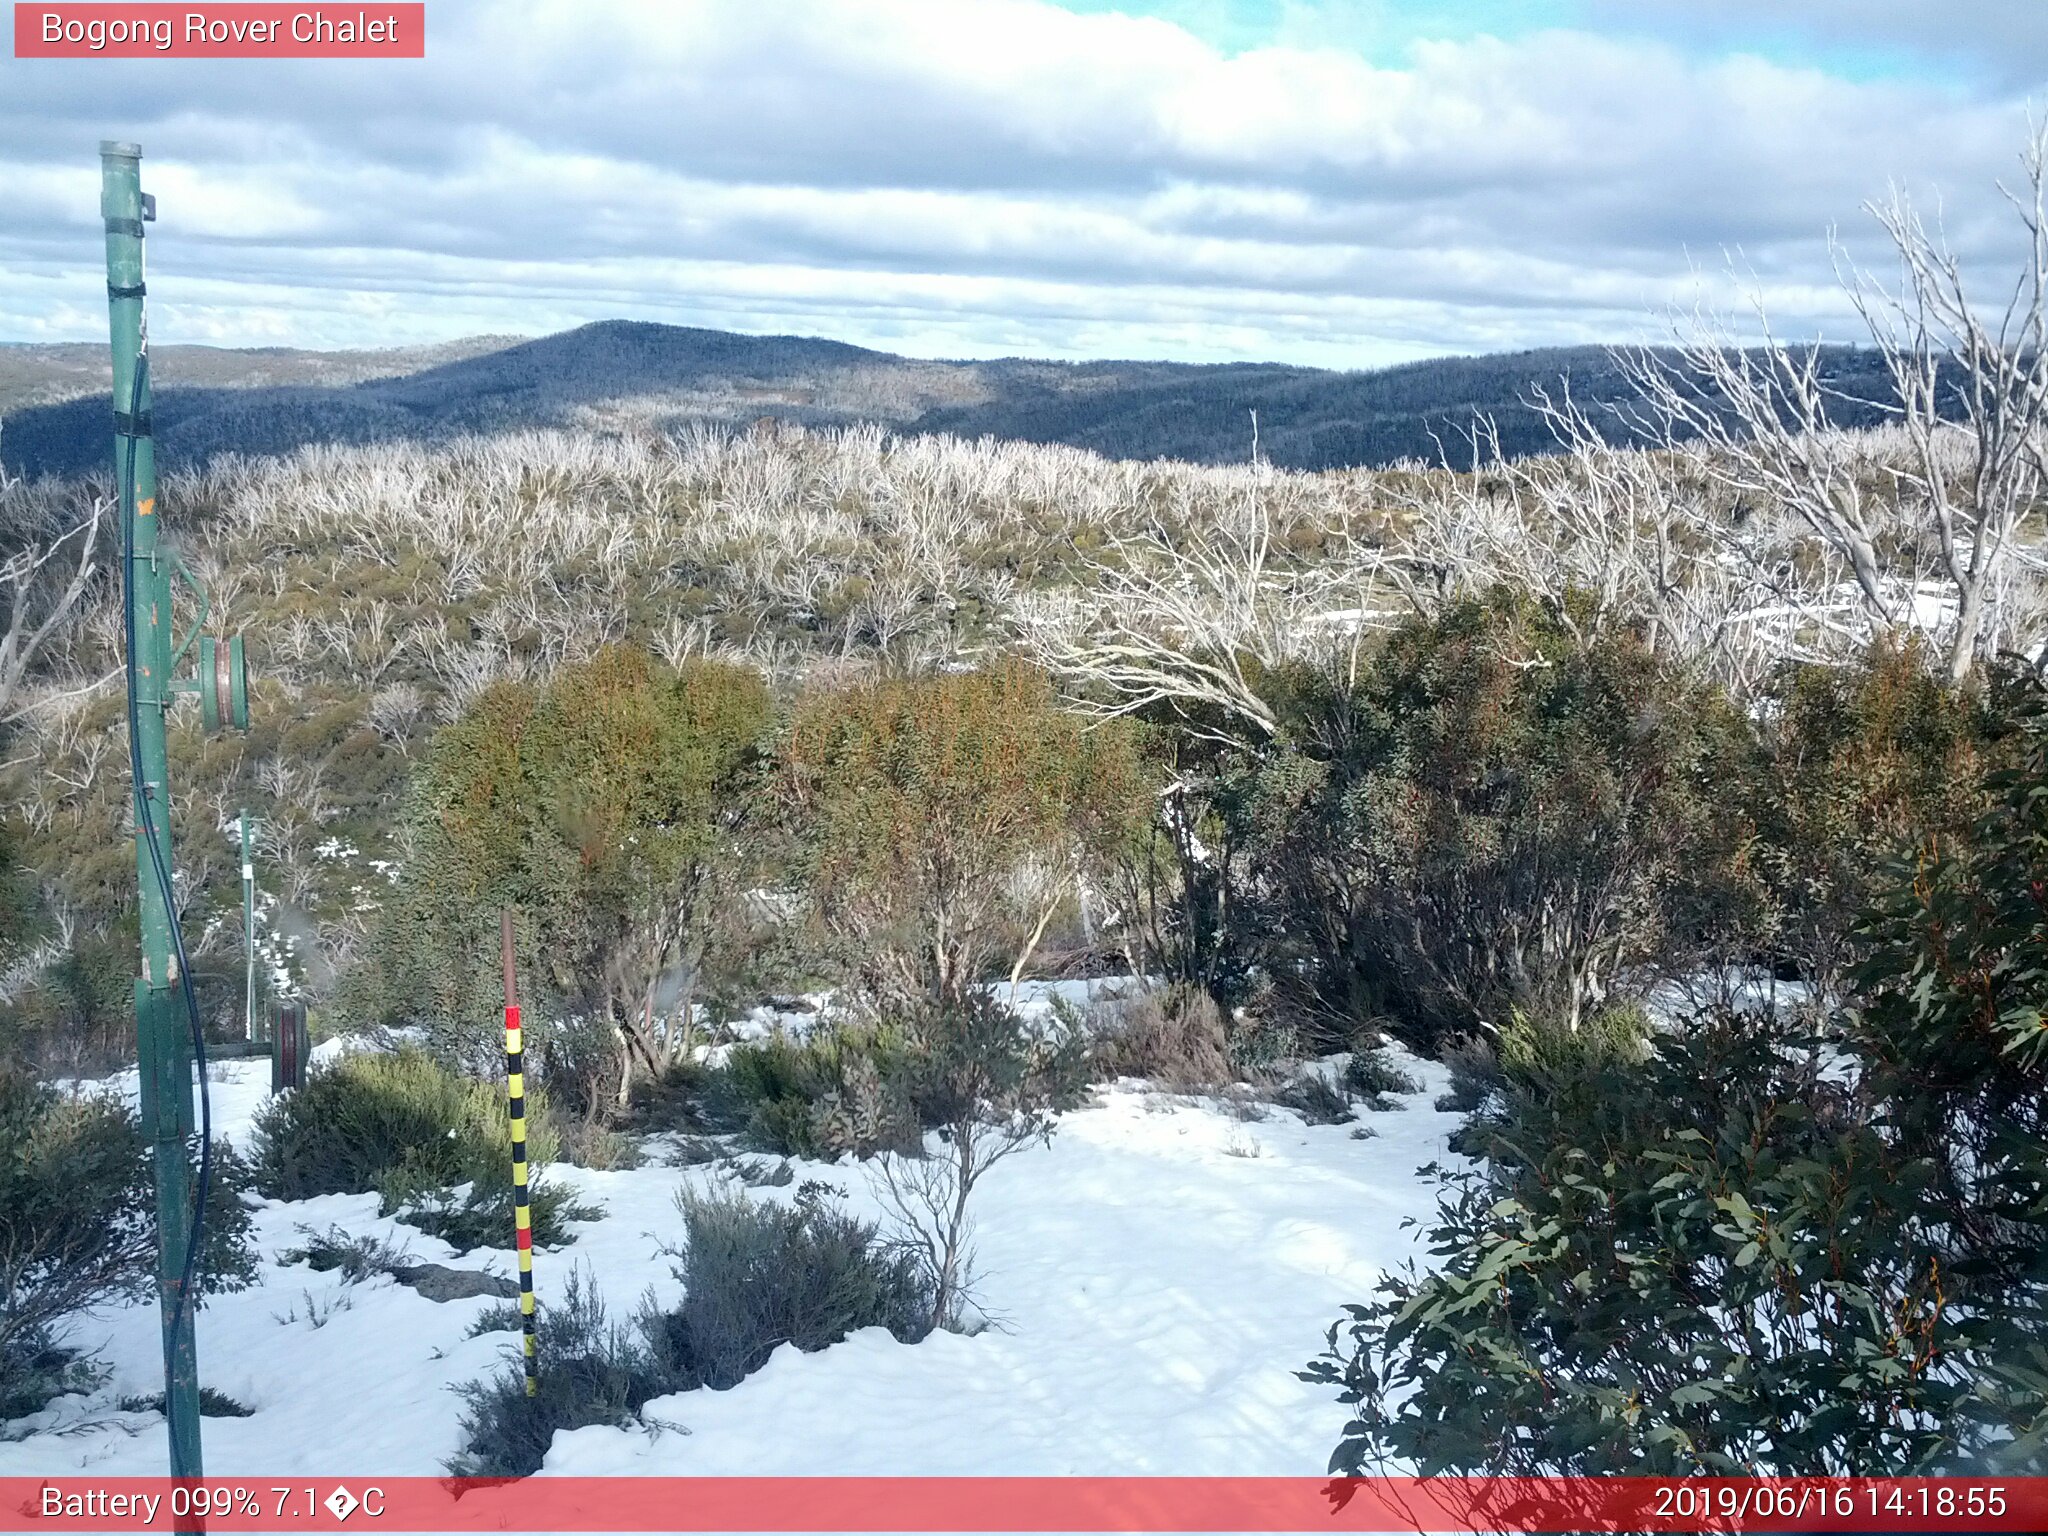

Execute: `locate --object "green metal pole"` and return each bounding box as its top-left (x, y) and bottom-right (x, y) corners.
top-left (104, 139), bottom-right (205, 1493)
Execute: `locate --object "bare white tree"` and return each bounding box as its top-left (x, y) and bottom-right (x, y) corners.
top-left (1624, 120), bottom-right (2048, 683)
top-left (1, 444), bottom-right (105, 726)
top-left (1620, 306), bottom-right (1909, 645)
top-left (1015, 479), bottom-right (1350, 744)
top-left (1844, 121), bottom-right (2048, 681)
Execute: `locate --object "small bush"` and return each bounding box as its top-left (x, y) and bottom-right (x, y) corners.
top-left (450, 1187), bottom-right (935, 1478)
top-left (1269, 1073), bottom-right (1354, 1125)
top-left (252, 1048), bottom-right (547, 1198)
top-left (1096, 984), bottom-right (1232, 1087)
top-left (1498, 1000), bottom-right (1649, 1085)
top-left (698, 1025), bottom-right (922, 1161)
top-left (465, 1300), bottom-right (524, 1338)
top-left (1433, 1033), bottom-right (1500, 1114)
top-left (868, 991), bottom-right (1085, 1330)
top-left (556, 1119), bottom-right (644, 1172)
top-left (381, 1170), bottom-right (598, 1257)
top-left (641, 1185), bottom-right (933, 1392)
top-left (1224, 1006), bottom-right (1302, 1080)
top-left (1342, 1038), bottom-right (1422, 1109)
top-left (0, 1335), bottom-right (104, 1424)
top-left (250, 1048), bottom-right (593, 1251)
top-left (662, 1133), bottom-right (728, 1167)
top-left (1, 1067), bottom-right (253, 1422)
top-left (279, 1225), bottom-right (412, 1283)
top-left (450, 1268), bottom-right (660, 1479)
top-left (116, 1388), bottom-right (253, 1418)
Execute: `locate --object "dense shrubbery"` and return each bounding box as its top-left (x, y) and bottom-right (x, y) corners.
top-left (452, 1184), bottom-right (932, 1477)
top-left (9, 470), bottom-right (2041, 1475)
top-left (1308, 1008), bottom-right (2043, 1473)
top-left (1756, 640), bottom-right (2005, 1003)
top-left (1846, 681), bottom-right (2048, 1323)
top-left (1232, 592), bottom-right (1764, 1051)
top-left (1308, 675), bottom-right (2048, 1475)
top-left (691, 1023), bottom-right (925, 1161)
top-left (1, 1066), bottom-right (254, 1422)
top-left (345, 646), bottom-right (773, 1110)
top-left (250, 1049), bottom-right (594, 1252)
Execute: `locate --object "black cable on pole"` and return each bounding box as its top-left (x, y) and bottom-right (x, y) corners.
top-left (119, 345), bottom-right (213, 1349)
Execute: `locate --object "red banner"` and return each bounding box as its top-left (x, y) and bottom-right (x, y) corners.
top-left (13, 4), bottom-right (424, 58)
top-left (1, 1477), bottom-right (2042, 1533)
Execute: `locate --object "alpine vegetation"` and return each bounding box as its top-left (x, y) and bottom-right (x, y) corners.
top-left (2, 121), bottom-right (2047, 1480)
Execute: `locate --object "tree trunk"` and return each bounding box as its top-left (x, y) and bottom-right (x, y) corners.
top-left (1947, 582), bottom-right (1983, 686)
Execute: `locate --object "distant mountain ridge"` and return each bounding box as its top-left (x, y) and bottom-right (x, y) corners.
top-left (0, 319), bottom-right (1906, 479)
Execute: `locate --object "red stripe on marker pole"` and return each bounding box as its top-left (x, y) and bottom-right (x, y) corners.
top-left (14, 5), bottom-right (425, 58)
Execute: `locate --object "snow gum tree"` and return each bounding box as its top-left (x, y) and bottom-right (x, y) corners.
top-left (780, 661), bottom-right (1152, 1015)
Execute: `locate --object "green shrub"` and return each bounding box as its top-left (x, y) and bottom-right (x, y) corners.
top-left (278, 1225), bottom-right (411, 1283)
top-left (1310, 685), bottom-right (2048, 1482)
top-left (783, 661), bottom-right (1152, 1016)
top-left (349, 646), bottom-right (773, 1109)
top-left (386, 1175), bottom-right (596, 1257)
top-left (640, 1184), bottom-right (933, 1392)
top-left (1243, 591), bottom-right (1765, 1051)
top-left (1341, 1040), bottom-right (1422, 1109)
top-left (450, 1267), bottom-right (661, 1478)
top-left (1224, 1007), bottom-right (1303, 1079)
top-left (1, 1067), bottom-right (253, 1422)
top-left (116, 1388), bottom-right (253, 1418)
top-left (0, 1336), bottom-right (104, 1425)
top-left (698, 1024), bottom-right (923, 1161)
top-left (1757, 640), bottom-right (2005, 1002)
top-left (1307, 1008), bottom-right (2046, 1474)
top-left (465, 1300), bottom-right (523, 1338)
top-left (451, 1187), bottom-right (933, 1478)
top-left (0, 926), bottom-right (147, 1077)
top-left (249, 1048), bottom-right (593, 1251)
top-left (1493, 999), bottom-right (1650, 1097)
top-left (1431, 1032), bottom-right (1500, 1115)
top-left (1847, 677), bottom-right (2048, 1312)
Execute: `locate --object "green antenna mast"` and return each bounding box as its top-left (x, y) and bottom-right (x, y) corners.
top-left (104, 138), bottom-right (250, 1502)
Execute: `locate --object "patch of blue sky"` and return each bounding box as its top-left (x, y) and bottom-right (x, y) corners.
top-left (1041, 0), bottom-right (1966, 86)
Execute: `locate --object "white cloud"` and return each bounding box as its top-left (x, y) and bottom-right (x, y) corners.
top-left (0, 0), bottom-right (2037, 364)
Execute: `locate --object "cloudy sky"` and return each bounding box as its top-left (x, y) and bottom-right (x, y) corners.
top-left (2, 0), bottom-right (2042, 367)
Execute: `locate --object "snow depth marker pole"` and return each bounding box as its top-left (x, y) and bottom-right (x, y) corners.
top-left (502, 910), bottom-right (539, 1396)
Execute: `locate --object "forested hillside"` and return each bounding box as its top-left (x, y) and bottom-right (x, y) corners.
top-left (0, 322), bottom-right (1909, 479)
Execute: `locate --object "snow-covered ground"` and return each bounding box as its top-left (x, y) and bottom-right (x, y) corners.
top-left (4, 1009), bottom-right (1463, 1479)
